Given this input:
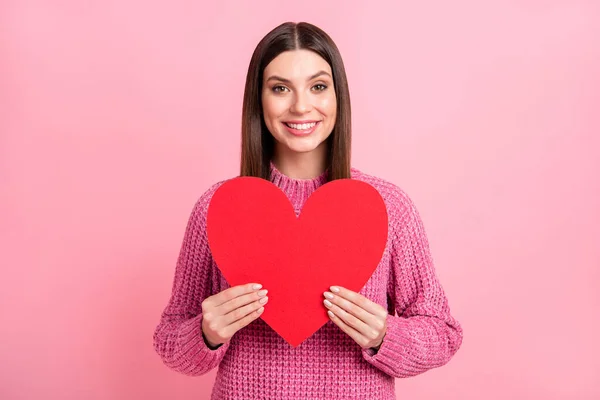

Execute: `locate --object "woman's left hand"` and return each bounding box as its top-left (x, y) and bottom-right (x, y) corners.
top-left (323, 286), bottom-right (388, 350)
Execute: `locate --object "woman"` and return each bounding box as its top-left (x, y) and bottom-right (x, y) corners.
top-left (153, 21), bottom-right (463, 399)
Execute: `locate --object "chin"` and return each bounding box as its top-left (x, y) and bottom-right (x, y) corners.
top-left (280, 137), bottom-right (327, 154)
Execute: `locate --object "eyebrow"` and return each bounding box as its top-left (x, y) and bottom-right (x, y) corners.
top-left (265, 70), bottom-right (332, 84)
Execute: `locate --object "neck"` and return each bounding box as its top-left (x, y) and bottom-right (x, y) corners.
top-left (268, 160), bottom-right (329, 213)
top-left (272, 143), bottom-right (328, 179)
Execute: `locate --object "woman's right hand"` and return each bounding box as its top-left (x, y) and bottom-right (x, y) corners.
top-left (201, 283), bottom-right (269, 348)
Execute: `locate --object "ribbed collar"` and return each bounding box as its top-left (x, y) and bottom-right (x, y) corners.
top-left (269, 161), bottom-right (329, 212)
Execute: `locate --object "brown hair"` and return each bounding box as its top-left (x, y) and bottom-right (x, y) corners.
top-left (240, 22), bottom-right (351, 181)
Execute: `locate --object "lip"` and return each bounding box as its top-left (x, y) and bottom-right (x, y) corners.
top-left (282, 121), bottom-right (321, 137)
top-left (284, 120), bottom-right (320, 124)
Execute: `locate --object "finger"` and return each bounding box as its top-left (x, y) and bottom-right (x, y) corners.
top-left (330, 286), bottom-right (387, 318)
top-left (325, 291), bottom-right (379, 327)
top-left (211, 283), bottom-right (263, 307)
top-left (327, 310), bottom-right (368, 348)
top-left (219, 289), bottom-right (268, 314)
top-left (223, 295), bottom-right (269, 325)
top-left (223, 306), bottom-right (265, 337)
top-left (324, 299), bottom-right (372, 337)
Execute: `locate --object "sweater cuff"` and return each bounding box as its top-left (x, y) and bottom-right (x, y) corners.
top-left (178, 314), bottom-right (230, 368)
top-left (361, 315), bottom-right (415, 377)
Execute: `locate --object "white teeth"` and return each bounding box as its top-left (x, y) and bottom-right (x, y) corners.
top-left (287, 122), bottom-right (317, 130)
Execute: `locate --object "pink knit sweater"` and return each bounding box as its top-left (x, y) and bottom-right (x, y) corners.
top-left (153, 163), bottom-right (463, 399)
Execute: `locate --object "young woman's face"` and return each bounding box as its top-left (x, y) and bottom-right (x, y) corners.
top-left (261, 49), bottom-right (337, 157)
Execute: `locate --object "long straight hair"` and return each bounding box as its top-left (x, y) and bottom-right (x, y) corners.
top-left (240, 22), bottom-right (351, 181)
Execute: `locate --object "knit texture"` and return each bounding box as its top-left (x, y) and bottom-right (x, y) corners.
top-left (153, 163), bottom-right (463, 400)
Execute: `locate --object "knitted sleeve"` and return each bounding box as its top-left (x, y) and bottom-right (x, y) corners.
top-left (153, 186), bottom-right (230, 376)
top-left (362, 187), bottom-right (463, 378)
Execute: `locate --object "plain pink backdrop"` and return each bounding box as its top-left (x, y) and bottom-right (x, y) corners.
top-left (1, 1), bottom-right (599, 399)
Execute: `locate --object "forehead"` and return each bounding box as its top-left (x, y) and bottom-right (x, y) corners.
top-left (263, 49), bottom-right (332, 78)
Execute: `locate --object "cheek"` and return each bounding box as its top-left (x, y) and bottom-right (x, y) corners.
top-left (261, 93), bottom-right (271, 119)
top-left (317, 95), bottom-right (337, 117)
top-left (262, 94), bottom-right (287, 120)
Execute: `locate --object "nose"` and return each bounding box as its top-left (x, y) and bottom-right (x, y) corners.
top-left (290, 91), bottom-right (312, 114)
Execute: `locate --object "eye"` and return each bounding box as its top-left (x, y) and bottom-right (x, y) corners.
top-left (313, 84), bottom-right (328, 91)
top-left (272, 85), bottom-right (289, 93)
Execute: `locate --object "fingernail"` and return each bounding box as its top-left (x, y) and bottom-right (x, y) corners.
top-left (323, 292), bottom-right (334, 299)
top-left (327, 310), bottom-right (335, 318)
top-left (252, 284), bottom-right (262, 290)
top-left (330, 286), bottom-right (340, 293)
top-left (257, 307), bottom-right (264, 314)
top-left (258, 289), bottom-right (268, 297)
top-left (259, 296), bottom-right (268, 304)
top-left (323, 299), bottom-right (332, 307)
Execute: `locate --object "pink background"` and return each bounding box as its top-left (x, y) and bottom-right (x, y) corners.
top-left (2, 1), bottom-right (599, 399)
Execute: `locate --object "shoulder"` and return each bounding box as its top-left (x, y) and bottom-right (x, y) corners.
top-left (350, 167), bottom-right (419, 219)
top-left (190, 178), bottom-right (234, 224)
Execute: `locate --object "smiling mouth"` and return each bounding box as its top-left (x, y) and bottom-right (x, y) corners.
top-left (284, 121), bottom-right (320, 129)
top-left (282, 121), bottom-right (321, 136)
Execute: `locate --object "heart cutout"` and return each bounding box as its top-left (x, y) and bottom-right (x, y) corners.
top-left (206, 176), bottom-right (388, 347)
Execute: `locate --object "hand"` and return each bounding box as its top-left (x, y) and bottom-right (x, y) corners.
top-left (323, 286), bottom-right (388, 350)
top-left (201, 283), bottom-right (269, 348)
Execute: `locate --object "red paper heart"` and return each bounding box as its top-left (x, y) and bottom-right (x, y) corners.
top-left (206, 177), bottom-right (388, 347)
